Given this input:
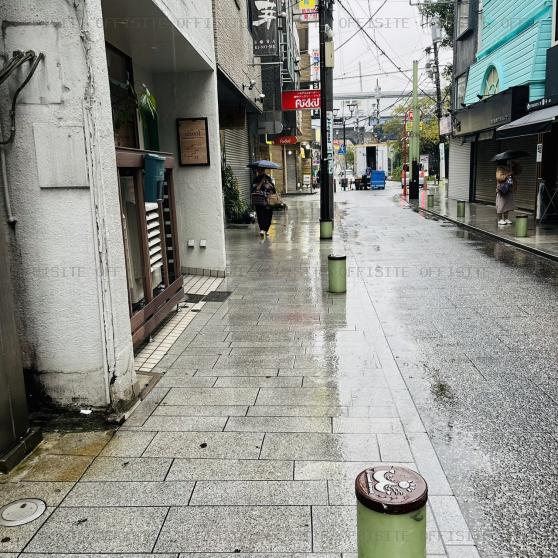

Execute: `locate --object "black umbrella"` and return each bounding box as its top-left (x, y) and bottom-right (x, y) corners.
top-left (247, 160), bottom-right (282, 170)
top-left (491, 150), bottom-right (529, 162)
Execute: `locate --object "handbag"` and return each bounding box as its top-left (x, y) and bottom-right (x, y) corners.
top-left (266, 193), bottom-right (282, 208)
top-left (498, 175), bottom-right (513, 195)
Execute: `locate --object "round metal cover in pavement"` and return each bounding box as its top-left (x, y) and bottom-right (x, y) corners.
top-left (0, 499), bottom-right (46, 527)
top-left (355, 466), bottom-right (428, 515)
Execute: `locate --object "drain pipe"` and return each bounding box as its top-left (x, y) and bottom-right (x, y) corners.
top-left (0, 125), bottom-right (16, 225)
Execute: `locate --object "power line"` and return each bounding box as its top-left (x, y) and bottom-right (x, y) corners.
top-left (334, 0), bottom-right (388, 52)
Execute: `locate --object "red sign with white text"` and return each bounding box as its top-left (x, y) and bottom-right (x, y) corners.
top-left (282, 90), bottom-right (321, 111)
top-left (273, 136), bottom-right (298, 145)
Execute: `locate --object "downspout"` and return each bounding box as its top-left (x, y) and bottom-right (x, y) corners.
top-left (0, 129), bottom-right (16, 225)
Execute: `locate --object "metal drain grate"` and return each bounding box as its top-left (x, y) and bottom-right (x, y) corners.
top-left (0, 499), bottom-right (46, 527)
top-left (183, 293), bottom-right (205, 303)
top-left (203, 291), bottom-right (232, 302)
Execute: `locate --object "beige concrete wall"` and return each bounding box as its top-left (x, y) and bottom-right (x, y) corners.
top-left (212, 0), bottom-right (262, 98)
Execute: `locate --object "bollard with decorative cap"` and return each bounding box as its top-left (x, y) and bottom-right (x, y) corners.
top-left (456, 200), bottom-right (466, 218)
top-left (355, 466), bottom-right (428, 558)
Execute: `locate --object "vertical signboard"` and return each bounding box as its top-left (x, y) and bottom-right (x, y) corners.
top-left (251, 0), bottom-right (279, 56)
top-left (327, 111), bottom-right (334, 175)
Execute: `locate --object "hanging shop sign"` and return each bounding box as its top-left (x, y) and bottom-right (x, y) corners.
top-left (273, 136), bottom-right (298, 145)
top-left (251, 0), bottom-right (279, 56)
top-left (327, 110), bottom-right (334, 175)
top-left (176, 118), bottom-right (210, 166)
top-left (282, 89), bottom-right (321, 111)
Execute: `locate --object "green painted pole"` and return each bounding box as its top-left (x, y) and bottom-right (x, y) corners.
top-left (328, 255), bottom-right (346, 293)
top-left (356, 466), bottom-right (428, 558)
top-left (411, 61), bottom-right (420, 176)
top-left (515, 214), bottom-right (529, 237)
top-left (457, 200), bottom-right (466, 218)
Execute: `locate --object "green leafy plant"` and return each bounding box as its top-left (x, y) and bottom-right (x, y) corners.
top-left (130, 83), bottom-right (157, 123)
top-left (222, 165), bottom-right (250, 223)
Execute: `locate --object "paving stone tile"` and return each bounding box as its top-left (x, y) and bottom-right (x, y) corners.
top-left (167, 458), bottom-right (293, 481)
top-left (143, 432), bottom-right (264, 459)
top-left (430, 496), bottom-right (475, 547)
top-left (327, 480), bottom-right (359, 505)
top-left (132, 416), bottom-right (228, 432)
top-left (261, 433), bottom-right (380, 461)
top-left (179, 554), bottom-right (339, 558)
top-left (161, 388), bottom-right (259, 406)
top-left (157, 376), bottom-right (217, 388)
top-left (226, 416), bottom-right (331, 433)
top-left (312, 506), bottom-right (356, 552)
top-left (256, 388), bottom-right (344, 407)
top-left (190, 480), bottom-right (327, 506)
top-left (195, 368), bottom-right (279, 377)
top-left (332, 418), bottom-right (404, 434)
top-left (295, 461), bottom-right (385, 481)
top-left (215, 376), bottom-right (303, 388)
top-left (99, 431), bottom-right (156, 457)
top-left (20, 555), bottom-right (177, 558)
top-left (61, 481), bottom-right (194, 507)
top-left (446, 548), bottom-right (481, 558)
top-left (152, 405), bottom-right (248, 417)
top-left (15, 454), bottom-right (93, 482)
top-left (46, 431), bottom-right (113, 457)
top-left (169, 355), bottom-right (220, 369)
top-left (124, 400), bottom-right (159, 427)
top-left (0, 481), bottom-right (74, 507)
top-left (81, 457), bottom-right (172, 481)
top-left (26, 507), bottom-right (168, 553)
top-left (155, 506), bottom-right (312, 552)
top-left (377, 434), bottom-right (413, 462)
top-left (248, 405), bottom-right (350, 417)
top-left (214, 355), bottom-right (296, 369)
top-left (0, 507), bottom-right (53, 552)
top-left (408, 433), bottom-right (453, 496)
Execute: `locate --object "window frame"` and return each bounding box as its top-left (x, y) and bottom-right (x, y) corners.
top-left (455, 0), bottom-right (473, 41)
top-left (455, 72), bottom-right (468, 109)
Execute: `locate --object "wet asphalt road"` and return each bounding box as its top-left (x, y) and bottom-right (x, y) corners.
top-left (336, 183), bottom-right (558, 558)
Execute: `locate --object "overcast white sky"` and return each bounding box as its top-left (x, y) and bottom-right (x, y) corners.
top-left (308, 0), bottom-right (453, 119)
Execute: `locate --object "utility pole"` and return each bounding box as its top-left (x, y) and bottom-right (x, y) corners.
top-left (319, 0), bottom-right (335, 239)
top-left (402, 111), bottom-right (408, 198)
top-left (409, 60), bottom-right (420, 200)
top-left (431, 22), bottom-right (445, 185)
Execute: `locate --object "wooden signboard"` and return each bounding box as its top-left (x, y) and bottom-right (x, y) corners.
top-left (176, 118), bottom-right (210, 166)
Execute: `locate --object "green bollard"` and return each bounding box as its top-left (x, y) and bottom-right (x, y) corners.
top-left (320, 219), bottom-right (333, 240)
top-left (356, 466), bottom-right (428, 558)
top-left (427, 194), bottom-right (434, 208)
top-left (456, 200), bottom-right (466, 218)
top-left (515, 214), bottom-right (529, 238)
top-left (328, 255), bottom-right (346, 293)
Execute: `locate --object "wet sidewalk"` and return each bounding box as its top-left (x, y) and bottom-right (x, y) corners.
top-left (410, 184), bottom-right (558, 261)
top-left (0, 193), bottom-right (479, 557)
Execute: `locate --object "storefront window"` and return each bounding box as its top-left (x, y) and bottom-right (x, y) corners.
top-left (482, 66), bottom-right (500, 97)
top-left (457, 0), bottom-right (471, 37)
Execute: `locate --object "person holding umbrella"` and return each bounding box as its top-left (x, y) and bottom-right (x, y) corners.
top-left (249, 160), bottom-right (280, 238)
top-left (492, 151), bottom-right (527, 226)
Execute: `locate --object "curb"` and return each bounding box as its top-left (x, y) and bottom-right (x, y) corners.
top-left (405, 199), bottom-right (558, 263)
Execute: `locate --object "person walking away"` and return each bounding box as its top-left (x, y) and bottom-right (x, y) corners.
top-left (496, 162), bottom-right (521, 226)
top-left (251, 167), bottom-right (276, 237)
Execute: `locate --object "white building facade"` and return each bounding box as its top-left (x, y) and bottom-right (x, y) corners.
top-left (0, 0), bottom-right (226, 411)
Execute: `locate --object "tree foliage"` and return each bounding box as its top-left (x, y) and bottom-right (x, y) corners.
top-left (222, 165), bottom-right (250, 224)
top-left (384, 98), bottom-right (443, 178)
top-left (418, 1), bottom-right (455, 48)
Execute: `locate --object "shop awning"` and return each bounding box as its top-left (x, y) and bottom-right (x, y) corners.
top-left (496, 105), bottom-right (558, 139)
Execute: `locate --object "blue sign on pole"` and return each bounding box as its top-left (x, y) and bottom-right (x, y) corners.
top-left (338, 144), bottom-right (346, 155)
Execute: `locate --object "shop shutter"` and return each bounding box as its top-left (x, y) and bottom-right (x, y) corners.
top-left (448, 138), bottom-right (471, 201)
top-left (286, 150), bottom-right (297, 192)
top-left (475, 140), bottom-right (500, 204)
top-left (224, 128), bottom-right (251, 204)
top-left (501, 136), bottom-right (538, 211)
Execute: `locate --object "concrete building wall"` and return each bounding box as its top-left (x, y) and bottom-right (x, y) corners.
top-left (0, 0), bottom-right (135, 409)
top-left (156, 71), bottom-right (227, 275)
top-left (212, 0), bottom-right (262, 95)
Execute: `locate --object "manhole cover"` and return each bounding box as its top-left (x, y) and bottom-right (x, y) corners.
top-left (0, 499), bottom-right (46, 527)
top-left (204, 291), bottom-right (232, 302)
